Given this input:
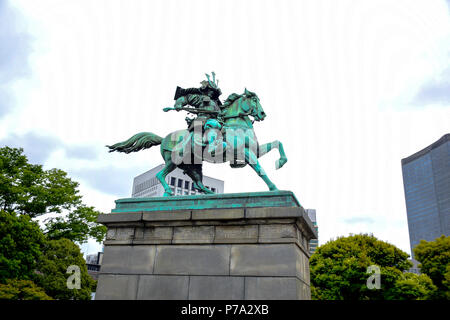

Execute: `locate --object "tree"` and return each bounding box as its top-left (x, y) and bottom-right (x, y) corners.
top-left (34, 238), bottom-right (96, 300)
top-left (0, 146), bottom-right (106, 244)
top-left (0, 146), bottom-right (104, 300)
top-left (309, 234), bottom-right (434, 300)
top-left (0, 279), bottom-right (52, 300)
top-left (45, 205), bottom-right (107, 244)
top-left (443, 265), bottom-right (450, 292)
top-left (386, 273), bottom-right (437, 300)
top-left (0, 211), bottom-right (46, 282)
top-left (0, 210), bottom-right (96, 300)
top-left (414, 235), bottom-right (450, 299)
top-left (0, 146), bottom-right (81, 218)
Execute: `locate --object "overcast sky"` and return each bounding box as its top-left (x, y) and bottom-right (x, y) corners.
top-left (1, 0), bottom-right (449, 256)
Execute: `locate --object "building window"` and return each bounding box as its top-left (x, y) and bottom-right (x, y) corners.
top-left (184, 190), bottom-right (189, 195)
top-left (185, 181), bottom-right (190, 190)
top-left (211, 188), bottom-right (216, 193)
top-left (191, 183), bottom-right (196, 191)
top-left (178, 179), bottom-right (183, 188)
top-left (170, 177), bottom-right (176, 186)
top-left (176, 188), bottom-right (182, 195)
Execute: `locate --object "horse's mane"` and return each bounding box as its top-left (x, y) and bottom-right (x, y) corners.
top-left (222, 90), bottom-right (256, 109)
top-left (222, 93), bottom-right (242, 108)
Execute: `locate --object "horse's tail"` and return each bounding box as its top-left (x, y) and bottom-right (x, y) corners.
top-left (106, 132), bottom-right (163, 154)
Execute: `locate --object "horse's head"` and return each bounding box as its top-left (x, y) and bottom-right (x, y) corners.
top-left (222, 89), bottom-right (266, 122)
top-left (241, 88), bottom-right (266, 121)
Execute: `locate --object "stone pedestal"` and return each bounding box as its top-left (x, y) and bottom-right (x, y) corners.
top-left (95, 191), bottom-right (317, 300)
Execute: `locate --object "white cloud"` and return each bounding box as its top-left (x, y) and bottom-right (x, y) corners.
top-left (5, 0), bottom-right (450, 255)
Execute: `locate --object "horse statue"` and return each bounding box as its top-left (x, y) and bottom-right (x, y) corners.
top-left (106, 89), bottom-right (288, 196)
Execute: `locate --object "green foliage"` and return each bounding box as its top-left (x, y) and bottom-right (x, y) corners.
top-left (310, 234), bottom-right (428, 300)
top-left (443, 265), bottom-right (450, 292)
top-left (414, 235), bottom-right (450, 299)
top-left (0, 279), bottom-right (52, 300)
top-left (386, 273), bottom-right (437, 300)
top-left (45, 205), bottom-right (107, 243)
top-left (0, 146), bottom-right (82, 218)
top-left (0, 146), bottom-right (105, 299)
top-left (0, 211), bottom-right (46, 283)
top-left (34, 238), bottom-right (96, 300)
top-left (0, 146), bottom-right (106, 244)
top-left (0, 210), bottom-right (97, 300)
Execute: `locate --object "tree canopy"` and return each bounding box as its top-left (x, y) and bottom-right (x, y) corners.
top-left (0, 279), bottom-right (52, 300)
top-left (34, 238), bottom-right (96, 300)
top-left (0, 146), bottom-right (105, 300)
top-left (0, 146), bottom-right (106, 244)
top-left (384, 272), bottom-right (437, 300)
top-left (414, 235), bottom-right (450, 299)
top-left (0, 211), bottom-right (96, 300)
top-left (310, 234), bottom-right (436, 300)
top-left (45, 205), bottom-right (106, 244)
top-left (0, 146), bottom-right (81, 218)
top-left (0, 211), bottom-right (46, 282)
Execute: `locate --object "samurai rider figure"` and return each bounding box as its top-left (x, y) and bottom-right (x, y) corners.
top-left (173, 72), bottom-right (227, 155)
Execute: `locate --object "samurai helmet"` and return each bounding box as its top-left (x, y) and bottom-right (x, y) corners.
top-left (204, 71), bottom-right (219, 89)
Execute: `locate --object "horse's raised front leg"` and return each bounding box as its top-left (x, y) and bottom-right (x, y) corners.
top-left (156, 155), bottom-right (177, 196)
top-left (258, 140), bottom-right (288, 170)
top-left (245, 149), bottom-right (278, 191)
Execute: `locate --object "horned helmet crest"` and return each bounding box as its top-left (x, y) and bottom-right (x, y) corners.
top-left (204, 72), bottom-right (219, 89)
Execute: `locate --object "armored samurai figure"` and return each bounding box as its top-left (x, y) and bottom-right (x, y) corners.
top-left (172, 72), bottom-right (227, 155)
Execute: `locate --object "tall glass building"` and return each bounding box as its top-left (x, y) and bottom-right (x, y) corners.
top-left (401, 134), bottom-right (450, 257)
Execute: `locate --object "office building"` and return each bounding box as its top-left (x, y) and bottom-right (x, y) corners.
top-left (306, 209), bottom-right (319, 255)
top-left (401, 134), bottom-right (449, 257)
top-left (132, 164), bottom-right (224, 197)
top-left (86, 251), bottom-right (103, 281)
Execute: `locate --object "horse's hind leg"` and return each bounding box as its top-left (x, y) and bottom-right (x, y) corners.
top-left (258, 141), bottom-right (287, 170)
top-left (183, 166), bottom-right (214, 194)
top-left (195, 179), bottom-right (214, 194)
top-left (156, 151), bottom-right (177, 196)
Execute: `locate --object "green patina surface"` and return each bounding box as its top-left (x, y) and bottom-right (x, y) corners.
top-left (107, 73), bottom-right (289, 197)
top-left (111, 190), bottom-right (300, 213)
